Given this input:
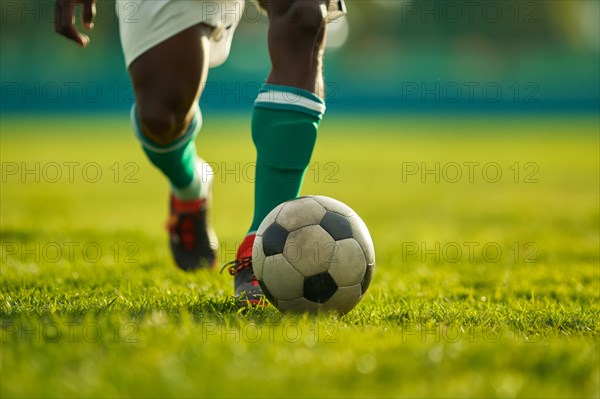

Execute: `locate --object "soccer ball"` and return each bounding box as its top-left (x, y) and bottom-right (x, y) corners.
top-left (252, 195), bottom-right (375, 313)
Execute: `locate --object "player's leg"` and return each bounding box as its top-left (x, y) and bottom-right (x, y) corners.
top-left (127, 23), bottom-right (218, 271)
top-left (129, 23), bottom-right (211, 196)
top-left (230, 0), bottom-right (329, 303)
top-left (118, 0), bottom-right (245, 271)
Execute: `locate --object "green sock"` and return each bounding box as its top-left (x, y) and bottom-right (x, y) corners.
top-left (249, 84), bottom-right (326, 233)
top-left (131, 105), bottom-right (205, 200)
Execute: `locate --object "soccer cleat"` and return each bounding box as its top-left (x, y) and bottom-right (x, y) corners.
top-left (221, 234), bottom-right (265, 306)
top-left (166, 188), bottom-right (218, 271)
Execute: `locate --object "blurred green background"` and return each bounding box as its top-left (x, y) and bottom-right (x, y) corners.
top-left (1, 0), bottom-right (599, 114)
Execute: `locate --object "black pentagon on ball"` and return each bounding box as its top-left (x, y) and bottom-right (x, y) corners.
top-left (261, 223), bottom-right (289, 256)
top-left (361, 264), bottom-right (375, 294)
top-left (258, 280), bottom-right (277, 306)
top-left (304, 272), bottom-right (338, 303)
top-left (319, 211), bottom-right (353, 241)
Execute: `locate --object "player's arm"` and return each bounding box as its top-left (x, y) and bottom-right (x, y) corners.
top-left (54, 0), bottom-right (96, 47)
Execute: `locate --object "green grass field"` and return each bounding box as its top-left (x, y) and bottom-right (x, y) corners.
top-left (1, 114), bottom-right (598, 398)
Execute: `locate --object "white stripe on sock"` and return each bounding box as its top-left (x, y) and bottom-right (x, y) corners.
top-left (255, 91), bottom-right (326, 115)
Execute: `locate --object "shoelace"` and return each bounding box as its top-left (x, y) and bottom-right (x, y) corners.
top-left (220, 256), bottom-right (252, 276)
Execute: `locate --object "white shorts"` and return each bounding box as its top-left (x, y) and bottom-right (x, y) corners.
top-left (116, 0), bottom-right (245, 68)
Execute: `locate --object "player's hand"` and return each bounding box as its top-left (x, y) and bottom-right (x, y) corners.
top-left (54, 0), bottom-right (96, 48)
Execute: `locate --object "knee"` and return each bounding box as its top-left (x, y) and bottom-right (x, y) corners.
top-left (137, 99), bottom-right (191, 146)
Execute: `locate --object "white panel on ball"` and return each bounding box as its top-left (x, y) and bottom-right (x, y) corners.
top-left (262, 254), bottom-right (305, 300)
top-left (328, 238), bottom-right (367, 287)
top-left (322, 284), bottom-right (362, 313)
top-left (348, 214), bottom-right (375, 265)
top-left (278, 297), bottom-right (323, 313)
top-left (285, 225), bottom-right (336, 277)
top-left (310, 195), bottom-right (355, 217)
top-left (276, 197), bottom-right (327, 231)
